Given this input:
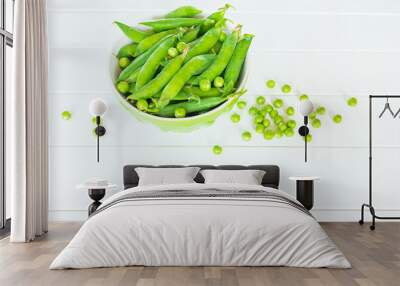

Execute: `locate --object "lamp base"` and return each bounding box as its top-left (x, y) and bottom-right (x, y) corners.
top-left (298, 126), bottom-right (309, 137)
top-left (95, 126), bottom-right (106, 137)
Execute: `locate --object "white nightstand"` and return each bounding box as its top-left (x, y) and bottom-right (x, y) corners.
top-left (77, 183), bottom-right (117, 216)
top-left (289, 177), bottom-right (320, 210)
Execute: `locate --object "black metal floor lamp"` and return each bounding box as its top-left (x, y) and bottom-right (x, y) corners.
top-left (359, 95), bottom-right (400, 230)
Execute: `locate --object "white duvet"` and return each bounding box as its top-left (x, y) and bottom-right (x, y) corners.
top-left (50, 183), bottom-right (350, 269)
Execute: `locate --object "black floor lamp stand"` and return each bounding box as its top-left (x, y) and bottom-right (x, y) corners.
top-left (359, 95), bottom-right (400, 230)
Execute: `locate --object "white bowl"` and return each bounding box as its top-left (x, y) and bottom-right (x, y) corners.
top-left (110, 38), bottom-right (249, 132)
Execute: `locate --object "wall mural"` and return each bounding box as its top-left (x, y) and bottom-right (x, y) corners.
top-left (58, 4), bottom-right (359, 155)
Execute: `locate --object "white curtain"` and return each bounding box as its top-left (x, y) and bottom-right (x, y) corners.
top-left (9, 0), bottom-right (48, 242)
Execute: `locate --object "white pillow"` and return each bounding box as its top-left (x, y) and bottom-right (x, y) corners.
top-left (135, 167), bottom-right (200, 186)
top-left (200, 169), bottom-right (266, 185)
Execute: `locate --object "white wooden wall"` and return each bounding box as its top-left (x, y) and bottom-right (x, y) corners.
top-left (47, 0), bottom-right (400, 221)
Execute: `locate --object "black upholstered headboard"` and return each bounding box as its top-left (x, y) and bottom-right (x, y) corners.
top-left (123, 165), bottom-right (280, 189)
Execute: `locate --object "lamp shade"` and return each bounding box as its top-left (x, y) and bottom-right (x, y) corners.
top-left (89, 98), bottom-right (107, 116)
top-left (299, 100), bottom-right (314, 116)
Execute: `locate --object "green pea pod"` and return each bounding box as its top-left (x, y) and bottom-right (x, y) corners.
top-left (128, 50), bottom-right (188, 100)
top-left (200, 4), bottom-right (232, 34)
top-left (118, 35), bottom-right (171, 81)
top-left (209, 4), bottom-right (233, 21)
top-left (157, 97), bottom-right (227, 117)
top-left (135, 29), bottom-right (177, 56)
top-left (211, 41), bottom-right (222, 54)
top-left (183, 86), bottom-right (221, 97)
top-left (180, 26), bottom-right (201, 43)
top-left (224, 33), bottom-right (254, 94)
top-left (125, 68), bottom-right (140, 83)
top-left (165, 5), bottom-right (202, 18)
top-left (116, 43), bottom-right (137, 58)
top-left (157, 89), bottom-right (245, 117)
top-left (185, 26), bottom-right (222, 62)
top-left (158, 54), bottom-right (216, 108)
top-left (114, 21), bottom-right (152, 42)
top-left (140, 18), bottom-right (208, 32)
top-left (135, 35), bottom-right (178, 91)
top-left (194, 26), bottom-right (241, 84)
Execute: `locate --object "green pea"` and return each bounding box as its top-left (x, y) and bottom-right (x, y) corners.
top-left (242, 131), bottom-right (252, 141)
top-left (168, 47), bottom-right (178, 58)
top-left (231, 113), bottom-right (240, 123)
top-left (309, 112), bottom-right (317, 120)
top-left (258, 110), bottom-right (267, 117)
top-left (263, 118), bottom-right (271, 128)
top-left (274, 115), bottom-right (283, 124)
top-left (333, 114), bottom-right (342, 123)
top-left (299, 94), bottom-right (309, 101)
top-left (174, 107), bottom-right (186, 118)
top-left (273, 98), bottom-right (284, 108)
top-left (304, 134), bottom-right (312, 142)
top-left (136, 99), bottom-right (148, 111)
top-left (266, 80), bottom-right (276, 88)
top-left (213, 145), bottom-right (223, 155)
top-left (347, 97), bottom-right (358, 107)
top-left (237, 100), bottom-right (247, 109)
top-left (276, 130), bottom-right (284, 138)
top-left (286, 106), bottom-right (295, 116)
top-left (140, 18), bottom-right (207, 32)
top-left (269, 109), bottom-right (278, 118)
top-left (255, 124), bottom-right (264, 133)
top-left (177, 41), bottom-right (188, 53)
top-left (316, 106), bottom-right (326, 115)
top-left (254, 115), bottom-right (264, 124)
top-left (287, 120), bottom-right (296, 129)
top-left (117, 81), bottom-right (130, 94)
top-left (264, 104), bottom-right (273, 113)
top-left (114, 21), bottom-right (152, 42)
top-left (264, 129), bottom-right (275, 140)
top-left (281, 84), bottom-right (291, 93)
top-left (249, 106), bottom-right (258, 116)
top-left (61, 110), bottom-right (72, 121)
top-left (136, 35), bottom-right (178, 91)
top-left (312, 118), bottom-right (321, 128)
top-left (284, 128), bottom-right (295, 137)
top-left (200, 79), bottom-right (211, 91)
top-left (118, 57), bottom-right (131, 69)
top-left (256, 96), bottom-right (266, 105)
top-left (158, 54), bottom-right (216, 108)
top-left (214, 76), bottom-right (224, 88)
top-left (195, 26), bottom-right (241, 84)
top-left (278, 122), bottom-right (287, 131)
top-left (165, 5), bottom-right (202, 18)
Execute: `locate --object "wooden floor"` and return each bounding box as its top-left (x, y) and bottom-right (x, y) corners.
top-left (0, 222), bottom-right (399, 286)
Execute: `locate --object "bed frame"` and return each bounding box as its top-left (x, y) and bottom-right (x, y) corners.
top-left (123, 165), bottom-right (280, 189)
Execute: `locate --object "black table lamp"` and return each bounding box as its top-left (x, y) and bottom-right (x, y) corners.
top-left (298, 99), bottom-right (314, 162)
top-left (89, 98), bottom-right (107, 162)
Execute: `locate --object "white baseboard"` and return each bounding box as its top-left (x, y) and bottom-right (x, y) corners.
top-left (49, 209), bottom-right (400, 222)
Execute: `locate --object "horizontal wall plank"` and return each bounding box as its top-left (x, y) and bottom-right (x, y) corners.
top-left (49, 48), bottom-right (400, 94)
top-left (47, 11), bottom-right (400, 50)
top-left (47, 0), bottom-right (400, 14)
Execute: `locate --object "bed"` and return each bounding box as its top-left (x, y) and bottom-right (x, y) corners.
top-left (50, 165), bottom-right (350, 269)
